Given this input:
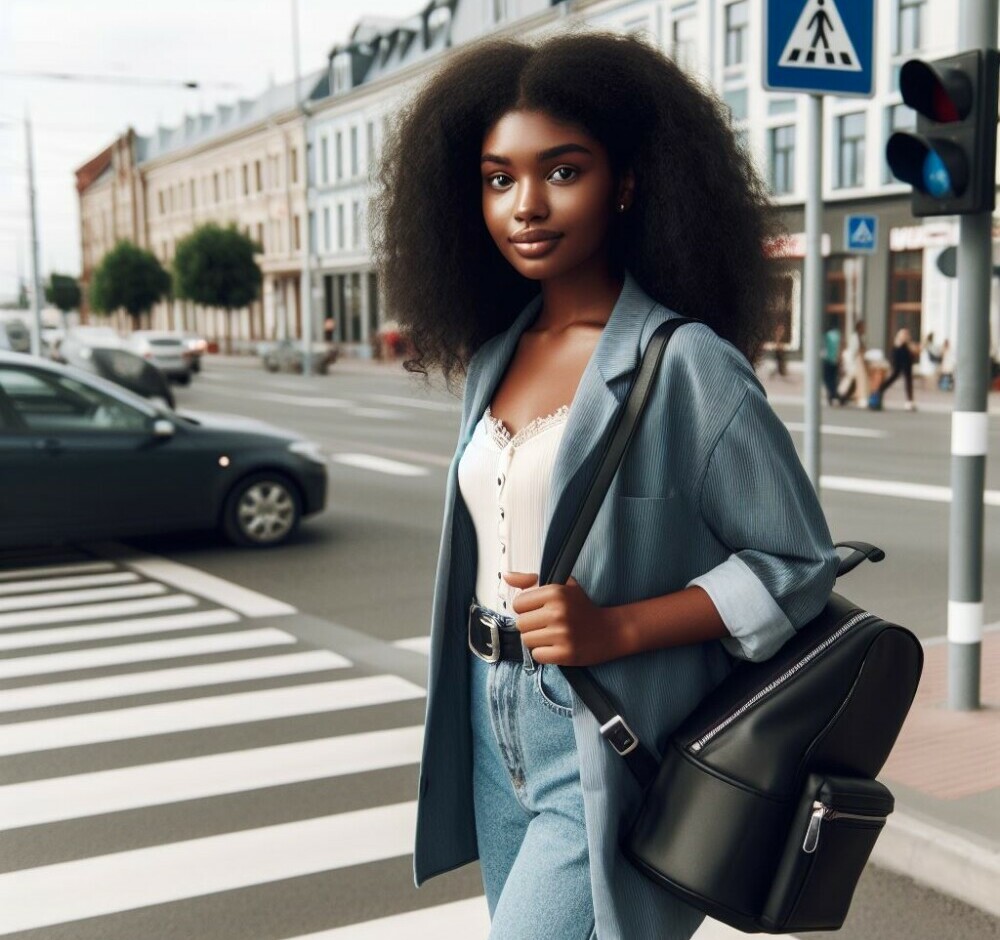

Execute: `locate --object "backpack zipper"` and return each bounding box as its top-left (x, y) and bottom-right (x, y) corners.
top-left (802, 800), bottom-right (889, 853)
top-left (689, 611), bottom-right (876, 753)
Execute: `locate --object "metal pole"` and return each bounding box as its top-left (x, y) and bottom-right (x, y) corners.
top-left (802, 93), bottom-right (824, 492)
top-left (949, 0), bottom-right (997, 710)
top-left (24, 111), bottom-right (44, 357)
top-left (291, 0), bottom-right (312, 376)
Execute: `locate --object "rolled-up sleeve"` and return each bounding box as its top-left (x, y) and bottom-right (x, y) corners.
top-left (686, 386), bottom-right (839, 663)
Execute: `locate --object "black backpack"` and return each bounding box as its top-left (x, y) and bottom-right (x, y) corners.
top-left (551, 319), bottom-right (924, 933)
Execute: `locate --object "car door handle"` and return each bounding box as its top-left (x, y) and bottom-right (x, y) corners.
top-left (34, 438), bottom-right (64, 455)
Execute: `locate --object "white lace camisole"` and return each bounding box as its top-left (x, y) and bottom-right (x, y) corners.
top-left (457, 402), bottom-right (571, 615)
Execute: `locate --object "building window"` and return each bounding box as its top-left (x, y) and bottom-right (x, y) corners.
top-left (290, 147), bottom-right (299, 184)
top-left (255, 160), bottom-right (263, 192)
top-left (256, 222), bottom-right (265, 253)
top-left (767, 97), bottom-right (797, 116)
top-left (213, 172), bottom-right (220, 203)
top-left (722, 87), bottom-right (748, 123)
top-left (724, 1), bottom-right (749, 68)
top-left (226, 169), bottom-right (234, 200)
top-left (350, 126), bottom-right (358, 177)
top-left (293, 214), bottom-right (301, 251)
top-left (321, 136), bottom-right (329, 184)
top-left (883, 102), bottom-right (916, 183)
top-left (889, 249), bottom-right (923, 343)
top-left (366, 120), bottom-right (375, 168)
top-left (323, 206), bottom-right (331, 252)
top-left (352, 199), bottom-right (360, 248)
top-left (769, 124), bottom-right (795, 195)
top-left (489, 0), bottom-right (508, 24)
top-left (158, 190), bottom-right (165, 215)
top-left (671, 7), bottom-right (697, 72)
top-left (835, 111), bottom-right (866, 189)
top-left (335, 131), bottom-right (343, 180)
top-left (242, 164), bottom-right (249, 196)
top-left (894, 0), bottom-right (925, 56)
top-left (189, 179), bottom-right (196, 209)
top-left (337, 204), bottom-right (344, 250)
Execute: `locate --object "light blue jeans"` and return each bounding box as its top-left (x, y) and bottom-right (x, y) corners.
top-left (468, 602), bottom-right (597, 940)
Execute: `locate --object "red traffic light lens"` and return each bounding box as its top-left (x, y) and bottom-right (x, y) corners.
top-left (900, 59), bottom-right (972, 122)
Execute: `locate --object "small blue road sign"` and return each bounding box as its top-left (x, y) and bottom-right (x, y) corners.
top-left (764, 0), bottom-right (876, 97)
top-left (845, 214), bottom-right (878, 253)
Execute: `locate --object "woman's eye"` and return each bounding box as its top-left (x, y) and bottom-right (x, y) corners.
top-left (549, 166), bottom-right (577, 182)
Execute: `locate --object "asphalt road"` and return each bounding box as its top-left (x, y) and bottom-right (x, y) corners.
top-left (0, 356), bottom-right (996, 939)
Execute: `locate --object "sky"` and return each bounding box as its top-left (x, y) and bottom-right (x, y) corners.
top-left (0, 0), bottom-right (424, 302)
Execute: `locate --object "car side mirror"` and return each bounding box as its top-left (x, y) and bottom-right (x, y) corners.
top-left (152, 418), bottom-right (175, 439)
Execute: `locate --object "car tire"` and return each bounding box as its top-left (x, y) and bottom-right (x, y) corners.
top-left (176, 373), bottom-right (192, 386)
top-left (221, 472), bottom-right (302, 547)
top-left (265, 360), bottom-right (279, 373)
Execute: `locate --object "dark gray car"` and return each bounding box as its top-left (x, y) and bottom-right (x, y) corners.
top-left (0, 352), bottom-right (327, 548)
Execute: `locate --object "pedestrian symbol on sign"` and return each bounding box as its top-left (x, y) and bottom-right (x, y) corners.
top-left (778, 0), bottom-right (862, 72)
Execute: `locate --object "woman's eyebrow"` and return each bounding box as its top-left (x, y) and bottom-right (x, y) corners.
top-left (480, 143), bottom-right (593, 166)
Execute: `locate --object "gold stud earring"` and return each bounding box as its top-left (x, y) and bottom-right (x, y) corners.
top-left (618, 202), bottom-right (626, 212)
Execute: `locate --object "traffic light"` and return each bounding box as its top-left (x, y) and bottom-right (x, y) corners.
top-left (886, 49), bottom-right (1000, 217)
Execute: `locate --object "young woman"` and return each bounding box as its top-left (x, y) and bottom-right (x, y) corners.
top-left (370, 30), bottom-right (839, 940)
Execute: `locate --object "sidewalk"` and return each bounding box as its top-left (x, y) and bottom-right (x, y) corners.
top-left (758, 360), bottom-right (1000, 415)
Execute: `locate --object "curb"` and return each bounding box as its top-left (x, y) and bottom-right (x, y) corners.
top-left (871, 807), bottom-right (1000, 917)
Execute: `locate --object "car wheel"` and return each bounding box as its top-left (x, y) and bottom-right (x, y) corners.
top-left (192, 359), bottom-right (202, 373)
top-left (222, 473), bottom-right (302, 547)
top-left (176, 373), bottom-right (192, 386)
top-left (265, 360), bottom-right (279, 373)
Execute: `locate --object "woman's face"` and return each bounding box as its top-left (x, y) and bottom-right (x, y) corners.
top-left (480, 109), bottom-right (630, 280)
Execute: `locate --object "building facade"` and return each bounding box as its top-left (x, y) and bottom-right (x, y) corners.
top-left (75, 0), bottom-right (1000, 361)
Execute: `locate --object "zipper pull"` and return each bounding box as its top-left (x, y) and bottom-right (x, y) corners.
top-left (803, 802), bottom-right (827, 853)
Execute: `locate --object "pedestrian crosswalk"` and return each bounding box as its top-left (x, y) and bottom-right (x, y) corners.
top-left (0, 546), bottom-right (786, 939)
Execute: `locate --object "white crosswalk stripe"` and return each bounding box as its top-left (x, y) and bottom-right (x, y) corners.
top-left (0, 549), bottom-right (788, 940)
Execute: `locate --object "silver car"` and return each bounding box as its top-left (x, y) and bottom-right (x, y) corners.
top-left (126, 330), bottom-right (193, 384)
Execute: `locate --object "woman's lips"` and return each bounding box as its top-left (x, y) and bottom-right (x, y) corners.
top-left (510, 235), bottom-right (563, 258)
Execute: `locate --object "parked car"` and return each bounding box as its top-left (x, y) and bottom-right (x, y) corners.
top-left (125, 330), bottom-right (193, 384)
top-left (59, 341), bottom-right (176, 410)
top-left (182, 332), bottom-right (208, 372)
top-left (0, 317), bottom-right (31, 354)
top-left (260, 338), bottom-right (339, 374)
top-left (0, 351), bottom-right (327, 548)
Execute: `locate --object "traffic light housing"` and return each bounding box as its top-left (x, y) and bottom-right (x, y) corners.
top-left (886, 49), bottom-right (1000, 217)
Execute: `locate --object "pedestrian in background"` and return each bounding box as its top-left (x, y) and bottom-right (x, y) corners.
top-left (939, 338), bottom-right (956, 391)
top-left (767, 322), bottom-right (789, 380)
top-left (822, 316), bottom-right (842, 405)
top-left (871, 327), bottom-right (918, 411)
top-left (837, 319), bottom-right (869, 406)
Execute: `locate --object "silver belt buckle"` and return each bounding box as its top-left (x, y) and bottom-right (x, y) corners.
top-left (468, 602), bottom-right (502, 663)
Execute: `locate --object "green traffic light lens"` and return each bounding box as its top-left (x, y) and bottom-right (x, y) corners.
top-left (922, 150), bottom-right (954, 197)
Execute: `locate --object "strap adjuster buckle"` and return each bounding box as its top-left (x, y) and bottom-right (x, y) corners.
top-left (599, 714), bottom-right (639, 756)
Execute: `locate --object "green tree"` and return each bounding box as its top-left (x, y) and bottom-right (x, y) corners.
top-left (172, 223), bottom-right (262, 353)
top-left (45, 273), bottom-right (81, 319)
top-left (89, 241), bottom-right (170, 327)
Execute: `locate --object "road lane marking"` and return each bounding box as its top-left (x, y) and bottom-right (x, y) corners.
top-left (0, 609), bottom-right (241, 652)
top-left (0, 582), bottom-right (165, 612)
top-left (0, 675), bottom-right (425, 756)
top-left (287, 897), bottom-right (490, 938)
top-left (0, 726), bottom-right (423, 829)
top-left (0, 571), bottom-right (140, 596)
top-left (330, 454), bottom-right (429, 477)
top-left (0, 595), bottom-right (197, 630)
top-left (783, 421), bottom-right (887, 438)
top-left (365, 393), bottom-right (460, 412)
top-left (0, 648), bottom-right (345, 708)
top-left (392, 636), bottom-right (431, 655)
top-left (0, 627), bottom-right (297, 680)
top-left (0, 562), bottom-right (117, 583)
top-left (90, 545), bottom-right (297, 617)
top-left (0, 801), bottom-right (417, 934)
top-left (821, 475), bottom-right (1000, 506)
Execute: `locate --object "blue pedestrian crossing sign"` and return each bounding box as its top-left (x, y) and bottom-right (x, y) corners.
top-left (764, 0), bottom-right (875, 97)
top-left (845, 214), bottom-right (877, 253)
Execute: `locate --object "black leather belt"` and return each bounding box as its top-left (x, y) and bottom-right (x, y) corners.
top-left (467, 600), bottom-right (524, 663)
